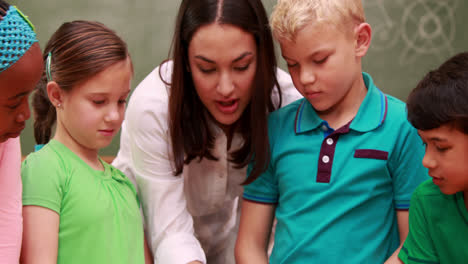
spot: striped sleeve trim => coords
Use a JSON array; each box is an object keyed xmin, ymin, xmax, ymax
[{"xmin": 395, "ymin": 201, "xmax": 410, "ymax": 209}]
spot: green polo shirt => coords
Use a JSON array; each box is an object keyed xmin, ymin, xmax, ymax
[
  {"xmin": 244, "ymin": 72, "xmax": 428, "ymax": 263},
  {"xmin": 22, "ymin": 140, "xmax": 145, "ymax": 264},
  {"xmin": 399, "ymin": 180, "xmax": 468, "ymax": 264}
]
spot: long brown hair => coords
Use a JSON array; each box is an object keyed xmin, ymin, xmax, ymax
[
  {"xmin": 166, "ymin": 0, "xmax": 281, "ymax": 184},
  {"xmin": 32, "ymin": 20, "xmax": 131, "ymax": 144}
]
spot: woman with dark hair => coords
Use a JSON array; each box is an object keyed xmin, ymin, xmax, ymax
[{"xmin": 113, "ymin": 0, "xmax": 301, "ymax": 263}]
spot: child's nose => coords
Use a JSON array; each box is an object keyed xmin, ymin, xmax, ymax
[
  {"xmin": 104, "ymin": 106, "xmax": 121, "ymax": 122},
  {"xmin": 422, "ymin": 152, "xmax": 436, "ymax": 169},
  {"xmin": 299, "ymin": 66, "xmax": 316, "ymax": 86}
]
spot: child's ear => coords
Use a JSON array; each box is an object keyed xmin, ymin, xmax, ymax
[
  {"xmin": 46, "ymin": 81, "xmax": 64, "ymax": 109},
  {"xmin": 354, "ymin": 22, "xmax": 372, "ymax": 58}
]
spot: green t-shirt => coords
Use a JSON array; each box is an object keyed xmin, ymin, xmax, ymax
[
  {"xmin": 22, "ymin": 140, "xmax": 145, "ymax": 264},
  {"xmin": 399, "ymin": 180, "xmax": 468, "ymax": 264}
]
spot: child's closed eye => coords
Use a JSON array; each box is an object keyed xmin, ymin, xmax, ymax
[
  {"xmin": 5, "ymin": 102, "xmax": 21, "ymax": 110},
  {"xmin": 314, "ymin": 56, "xmax": 328, "ymax": 64},
  {"xmin": 5, "ymin": 96, "xmax": 26, "ymax": 110},
  {"xmin": 93, "ymin": 100, "xmax": 105, "ymax": 105},
  {"xmin": 435, "ymin": 145, "xmax": 450, "ymax": 152}
]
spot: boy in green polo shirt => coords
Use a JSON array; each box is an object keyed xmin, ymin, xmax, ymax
[
  {"xmin": 235, "ymin": 0, "xmax": 428, "ymax": 263},
  {"xmin": 398, "ymin": 52, "xmax": 468, "ymax": 263}
]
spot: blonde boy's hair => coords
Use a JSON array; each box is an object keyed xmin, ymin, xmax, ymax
[{"xmin": 271, "ymin": 0, "xmax": 365, "ymax": 42}]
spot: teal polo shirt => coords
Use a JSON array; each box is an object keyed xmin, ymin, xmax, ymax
[{"xmin": 244, "ymin": 73, "xmax": 428, "ymax": 264}]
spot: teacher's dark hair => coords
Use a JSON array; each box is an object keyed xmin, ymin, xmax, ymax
[{"xmin": 163, "ymin": 0, "xmax": 281, "ymax": 184}]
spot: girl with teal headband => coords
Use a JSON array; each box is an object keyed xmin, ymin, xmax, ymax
[
  {"xmin": 0, "ymin": 0, "xmax": 42, "ymax": 263},
  {"xmin": 21, "ymin": 20, "xmax": 152, "ymax": 264}
]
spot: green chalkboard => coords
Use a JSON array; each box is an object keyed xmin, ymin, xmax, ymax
[
  {"xmin": 363, "ymin": 0, "xmax": 468, "ymax": 102},
  {"xmin": 10, "ymin": 0, "xmax": 468, "ymax": 156}
]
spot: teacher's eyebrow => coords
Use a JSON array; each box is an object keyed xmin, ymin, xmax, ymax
[
  {"xmin": 232, "ymin": 52, "xmax": 253, "ymax": 63},
  {"xmin": 195, "ymin": 51, "xmax": 254, "ymax": 64},
  {"xmin": 195, "ymin": 55, "xmax": 215, "ymax": 64}
]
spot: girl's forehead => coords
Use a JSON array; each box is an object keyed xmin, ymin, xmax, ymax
[
  {"xmin": 69, "ymin": 59, "xmax": 133, "ymax": 96},
  {"xmin": 0, "ymin": 43, "xmax": 43, "ymax": 101}
]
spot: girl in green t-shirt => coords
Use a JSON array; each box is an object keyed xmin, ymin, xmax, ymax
[{"xmin": 21, "ymin": 21, "xmax": 152, "ymax": 264}]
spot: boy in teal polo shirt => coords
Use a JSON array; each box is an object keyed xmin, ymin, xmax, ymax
[
  {"xmin": 398, "ymin": 53, "xmax": 468, "ymax": 263},
  {"xmin": 235, "ymin": 0, "xmax": 428, "ymax": 263}
]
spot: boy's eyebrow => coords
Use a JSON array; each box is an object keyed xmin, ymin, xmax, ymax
[
  {"xmin": 418, "ymin": 132, "xmax": 448, "ymax": 142},
  {"xmin": 428, "ymin": 137, "xmax": 448, "ymax": 142},
  {"xmin": 282, "ymin": 49, "xmax": 330, "ymax": 62},
  {"xmin": 195, "ymin": 52, "xmax": 253, "ymax": 64}
]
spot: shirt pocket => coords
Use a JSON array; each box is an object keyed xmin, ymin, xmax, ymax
[{"xmin": 354, "ymin": 149, "xmax": 389, "ymax": 160}]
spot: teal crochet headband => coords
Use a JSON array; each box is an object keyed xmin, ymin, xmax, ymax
[{"xmin": 0, "ymin": 5, "xmax": 38, "ymax": 73}]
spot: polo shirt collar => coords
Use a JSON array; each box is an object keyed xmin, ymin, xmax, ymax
[
  {"xmin": 294, "ymin": 72, "xmax": 388, "ymax": 134},
  {"xmin": 350, "ymin": 72, "xmax": 388, "ymax": 132}
]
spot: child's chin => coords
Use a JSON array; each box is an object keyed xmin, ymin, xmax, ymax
[
  {"xmin": 100, "ymin": 141, "xmax": 114, "ymax": 149},
  {"xmin": 438, "ymin": 186, "xmax": 456, "ymax": 195},
  {"xmin": 94, "ymin": 139, "xmax": 114, "ymax": 150}
]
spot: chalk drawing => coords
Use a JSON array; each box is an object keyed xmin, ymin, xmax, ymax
[
  {"xmin": 364, "ymin": 0, "xmax": 400, "ymax": 50},
  {"xmin": 363, "ymin": 0, "xmax": 458, "ymax": 65},
  {"xmin": 400, "ymin": 0, "xmax": 458, "ymax": 65}
]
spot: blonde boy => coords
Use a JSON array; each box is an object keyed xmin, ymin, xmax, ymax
[{"xmin": 235, "ymin": 0, "xmax": 428, "ymax": 263}]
